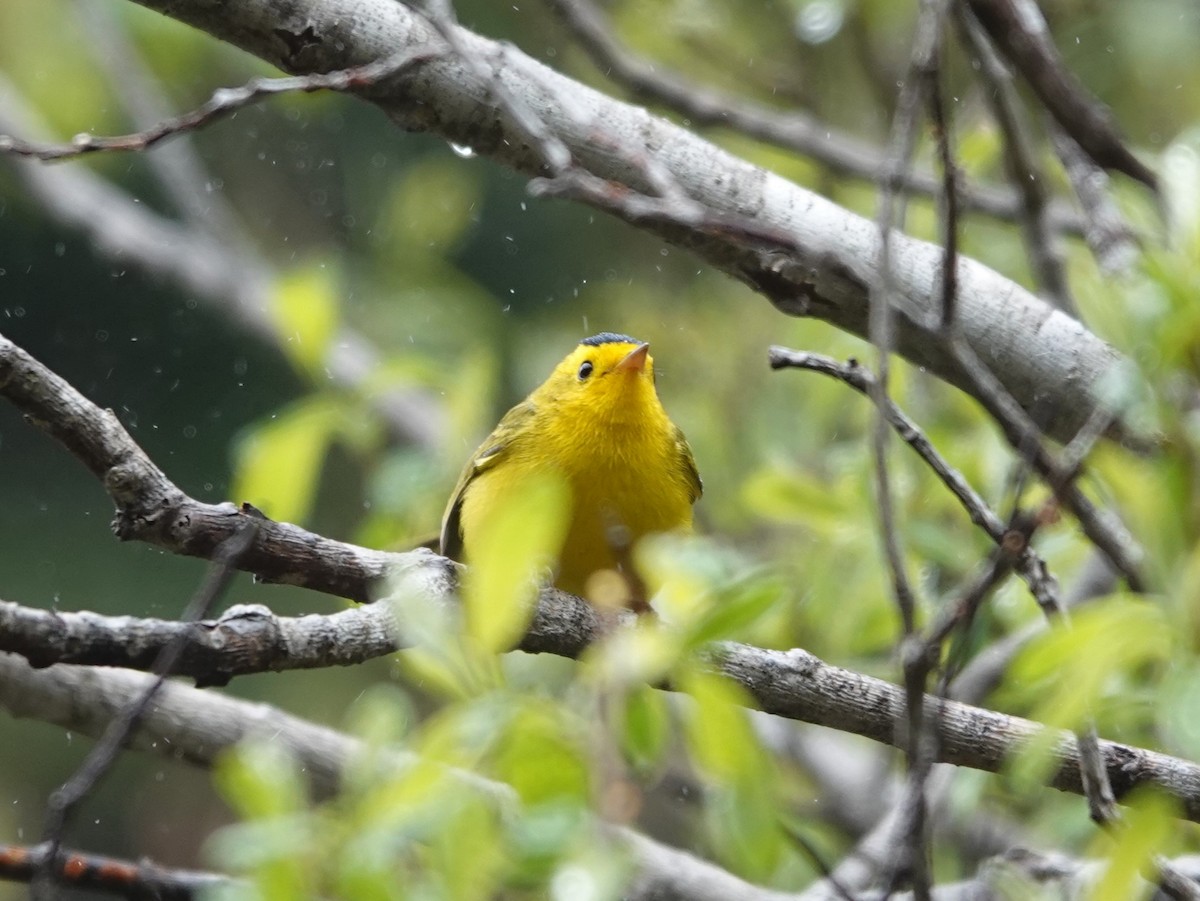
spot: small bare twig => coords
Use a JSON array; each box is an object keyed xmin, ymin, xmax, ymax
[
  {"xmin": 947, "ymin": 336, "xmax": 1146, "ymax": 590},
  {"xmin": 955, "ymin": 7, "xmax": 1074, "ymax": 310},
  {"xmin": 421, "ymin": 0, "xmax": 817, "ymax": 284},
  {"xmin": 1049, "ymin": 123, "xmax": 1141, "ymax": 275},
  {"xmin": 768, "ymin": 348, "xmax": 1060, "ymax": 610},
  {"xmin": 924, "ymin": 36, "xmax": 959, "ymax": 331},
  {"xmin": 965, "ymin": 0, "xmax": 1157, "ymax": 190},
  {"xmin": 872, "ymin": 0, "xmax": 942, "ymax": 636},
  {"xmin": 74, "ymin": 0, "xmax": 248, "ymax": 238},
  {"xmin": 424, "ymin": 0, "xmax": 572, "ymax": 175},
  {"xmin": 0, "ymin": 331, "xmax": 420, "ymax": 598},
  {"xmin": 0, "ymin": 48, "xmax": 442, "ymax": 161},
  {"xmin": 1, "ymin": 842, "xmax": 231, "ymax": 900},
  {"xmin": 869, "ymin": 5, "xmax": 954, "ymax": 897},
  {"xmin": 31, "ymin": 522, "xmax": 259, "ymax": 898}
]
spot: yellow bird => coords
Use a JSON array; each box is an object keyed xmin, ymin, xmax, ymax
[{"xmin": 440, "ymin": 333, "xmax": 702, "ymax": 599}]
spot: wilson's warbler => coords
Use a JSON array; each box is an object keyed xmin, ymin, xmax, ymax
[{"xmin": 440, "ymin": 333, "xmax": 702, "ymax": 598}]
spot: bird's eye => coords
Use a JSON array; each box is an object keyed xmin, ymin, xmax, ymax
[{"xmin": 577, "ymin": 360, "xmax": 594, "ymax": 380}]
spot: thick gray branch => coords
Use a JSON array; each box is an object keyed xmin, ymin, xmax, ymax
[
  {"xmin": 117, "ymin": 0, "xmax": 1137, "ymax": 446},
  {"xmin": 4, "ymin": 593, "xmax": 1200, "ymax": 824}
]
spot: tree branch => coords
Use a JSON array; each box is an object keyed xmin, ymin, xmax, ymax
[
  {"xmin": 955, "ymin": 6, "xmax": 1074, "ymax": 307},
  {"xmin": 965, "ymin": 0, "xmax": 1157, "ymax": 190},
  {"xmin": 1049, "ymin": 122, "xmax": 1141, "ymax": 275},
  {"xmin": 0, "ymin": 842, "xmax": 231, "ymax": 900},
  {"xmin": 4, "ymin": 592, "xmax": 1200, "ymax": 823},
  {"xmin": 0, "ymin": 599, "xmax": 403, "ymax": 685},
  {"xmin": 48, "ymin": 0, "xmax": 1145, "ymax": 446}
]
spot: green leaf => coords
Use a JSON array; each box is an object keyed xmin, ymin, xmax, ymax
[
  {"xmin": 489, "ymin": 705, "xmax": 590, "ymax": 806},
  {"xmin": 586, "ymin": 620, "xmax": 683, "ymax": 688},
  {"xmin": 619, "ymin": 684, "xmax": 670, "ymax": 771},
  {"xmin": 425, "ymin": 794, "xmax": 505, "ymax": 901},
  {"xmin": 1091, "ymin": 790, "xmax": 1179, "ymax": 901},
  {"xmin": 679, "ymin": 670, "xmax": 764, "ymax": 782},
  {"xmin": 462, "ymin": 470, "xmax": 569, "ymax": 653},
  {"xmin": 214, "ymin": 741, "xmax": 305, "ymax": 821},
  {"xmin": 1009, "ymin": 596, "xmax": 1172, "ymax": 732},
  {"xmin": 270, "ymin": 262, "xmax": 340, "ymax": 375},
  {"xmin": 705, "ymin": 777, "xmax": 783, "ymax": 881},
  {"xmin": 232, "ymin": 396, "xmax": 339, "ymax": 524},
  {"xmin": 1159, "ymin": 662, "xmax": 1200, "ymax": 759},
  {"xmin": 509, "ymin": 802, "xmax": 589, "ymax": 880},
  {"xmin": 1003, "ymin": 596, "xmax": 1172, "ymax": 792},
  {"xmin": 675, "ymin": 668, "xmax": 787, "ymax": 878},
  {"xmin": 686, "ymin": 573, "xmax": 786, "ymax": 647}
]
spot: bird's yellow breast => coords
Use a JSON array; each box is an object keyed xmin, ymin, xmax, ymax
[
  {"xmin": 448, "ymin": 337, "xmax": 699, "ymax": 599},
  {"xmin": 459, "ymin": 399, "xmax": 693, "ymax": 595}
]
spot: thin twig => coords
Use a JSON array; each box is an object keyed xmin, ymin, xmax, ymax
[
  {"xmin": 0, "ymin": 77, "xmax": 447, "ymax": 451},
  {"xmin": 925, "ymin": 36, "xmax": 959, "ymax": 331},
  {"xmin": 422, "ymin": 0, "xmax": 805, "ymax": 260},
  {"xmin": 0, "ymin": 330, "xmax": 417, "ymax": 598},
  {"xmin": 948, "ymin": 335, "xmax": 1145, "ymax": 590},
  {"xmin": 1048, "ymin": 123, "xmax": 1141, "ymax": 275},
  {"xmin": 965, "ymin": 0, "xmax": 1157, "ymax": 190},
  {"xmin": 0, "ymin": 48, "xmax": 442, "ymax": 161},
  {"xmin": 955, "ymin": 6, "xmax": 1074, "ymax": 311},
  {"xmin": 31, "ymin": 522, "xmax": 259, "ymax": 897},
  {"xmin": 423, "ymin": 0, "xmax": 570, "ymax": 172},
  {"xmin": 767, "ymin": 348, "xmax": 1060, "ymax": 610},
  {"xmin": 74, "ymin": 0, "xmax": 247, "ymax": 238},
  {"xmin": 1, "ymin": 842, "xmax": 231, "ymax": 900},
  {"xmin": 782, "ymin": 824, "xmax": 859, "ymax": 901},
  {"xmin": 872, "ymin": 0, "xmax": 941, "ymax": 637},
  {"xmin": 869, "ymin": 5, "xmax": 953, "ymax": 898}
]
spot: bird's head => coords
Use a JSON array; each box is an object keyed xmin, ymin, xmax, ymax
[{"xmin": 537, "ymin": 332, "xmax": 661, "ymax": 424}]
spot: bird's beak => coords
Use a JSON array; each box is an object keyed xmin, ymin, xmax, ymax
[{"xmin": 614, "ymin": 343, "xmax": 650, "ymax": 374}]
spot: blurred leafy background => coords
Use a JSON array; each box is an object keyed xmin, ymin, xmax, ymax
[{"xmin": 3, "ymin": 0, "xmax": 1200, "ymax": 896}]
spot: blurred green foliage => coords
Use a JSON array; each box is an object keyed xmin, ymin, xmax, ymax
[{"xmin": 4, "ymin": 0, "xmax": 1200, "ymax": 897}]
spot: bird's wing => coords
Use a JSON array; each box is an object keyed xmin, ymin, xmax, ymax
[
  {"xmin": 674, "ymin": 424, "xmax": 703, "ymax": 503},
  {"xmin": 439, "ymin": 400, "xmax": 537, "ymax": 560}
]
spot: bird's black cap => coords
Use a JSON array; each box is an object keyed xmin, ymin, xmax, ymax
[{"xmin": 580, "ymin": 332, "xmax": 641, "ymax": 347}]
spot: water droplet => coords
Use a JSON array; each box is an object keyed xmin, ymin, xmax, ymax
[
  {"xmin": 795, "ymin": 0, "xmax": 844, "ymax": 44},
  {"xmin": 449, "ymin": 142, "xmax": 476, "ymax": 159}
]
